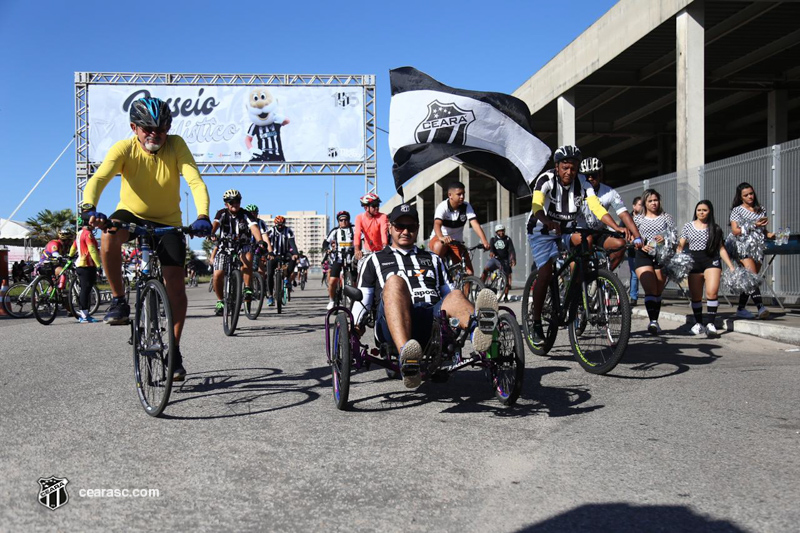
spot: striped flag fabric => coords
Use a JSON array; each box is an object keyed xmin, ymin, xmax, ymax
[{"xmin": 389, "ymin": 67, "xmax": 551, "ymax": 197}]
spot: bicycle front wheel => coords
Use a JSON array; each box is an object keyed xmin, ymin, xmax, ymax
[
  {"xmin": 331, "ymin": 313, "xmax": 351, "ymax": 410},
  {"xmin": 568, "ymin": 269, "xmax": 631, "ymax": 375},
  {"xmin": 487, "ymin": 270, "xmax": 508, "ymax": 297},
  {"xmin": 463, "ymin": 276, "xmax": 484, "ymax": 304},
  {"xmin": 4, "ymin": 282, "xmax": 34, "ymax": 318},
  {"xmin": 521, "ymin": 270, "xmax": 559, "ymax": 356},
  {"xmin": 223, "ymin": 270, "xmax": 243, "ymax": 336},
  {"xmin": 275, "ymin": 269, "xmax": 283, "ymax": 314},
  {"xmin": 133, "ymin": 279, "xmax": 175, "ymax": 417},
  {"xmin": 244, "ymin": 272, "xmax": 264, "ymax": 320},
  {"xmin": 490, "ymin": 312, "xmax": 525, "ymax": 405},
  {"xmin": 32, "ymin": 277, "xmax": 58, "ymax": 325}
]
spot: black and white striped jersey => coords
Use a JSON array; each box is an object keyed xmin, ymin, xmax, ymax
[
  {"xmin": 681, "ymin": 222, "xmax": 710, "ymax": 251},
  {"xmin": 325, "ymin": 226, "xmax": 355, "ymax": 263},
  {"xmin": 214, "ymin": 208, "xmax": 257, "ymax": 238},
  {"xmin": 634, "ymin": 213, "xmax": 676, "ymax": 242},
  {"xmin": 247, "ymin": 123, "xmax": 284, "ymax": 158},
  {"xmin": 529, "ymin": 169, "xmax": 598, "ymax": 234},
  {"xmin": 430, "ymin": 199, "xmax": 477, "ymax": 242},
  {"xmin": 578, "ymin": 182, "xmax": 627, "ymax": 229},
  {"xmin": 352, "ymin": 246, "xmax": 453, "ymax": 323},
  {"xmin": 729, "ymin": 205, "xmax": 766, "ymax": 228},
  {"xmin": 266, "ymin": 226, "xmax": 297, "ymax": 256}
]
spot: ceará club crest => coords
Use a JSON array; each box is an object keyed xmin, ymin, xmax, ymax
[{"xmin": 415, "ymin": 101, "xmax": 475, "ymax": 145}]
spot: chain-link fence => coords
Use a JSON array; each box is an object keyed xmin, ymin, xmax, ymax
[{"xmin": 463, "ymin": 138, "xmax": 800, "ymax": 299}]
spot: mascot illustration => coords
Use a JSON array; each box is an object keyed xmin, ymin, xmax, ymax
[{"xmin": 245, "ymin": 88, "xmax": 290, "ymax": 162}]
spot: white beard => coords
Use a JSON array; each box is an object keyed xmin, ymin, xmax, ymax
[{"xmin": 144, "ymin": 141, "xmax": 163, "ymax": 152}]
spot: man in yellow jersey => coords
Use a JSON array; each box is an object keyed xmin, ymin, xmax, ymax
[
  {"xmin": 527, "ymin": 145, "xmax": 625, "ymax": 346},
  {"xmin": 81, "ymin": 97, "xmax": 212, "ymax": 381}
]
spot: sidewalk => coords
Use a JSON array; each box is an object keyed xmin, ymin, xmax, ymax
[{"xmin": 630, "ymin": 296, "xmax": 800, "ymax": 346}]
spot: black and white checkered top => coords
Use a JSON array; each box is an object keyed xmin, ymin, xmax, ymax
[
  {"xmin": 681, "ymin": 222, "xmax": 710, "ymax": 251},
  {"xmin": 634, "ymin": 213, "xmax": 675, "ymax": 242},
  {"xmin": 729, "ymin": 205, "xmax": 766, "ymax": 228}
]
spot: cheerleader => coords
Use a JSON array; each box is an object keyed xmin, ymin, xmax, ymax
[
  {"xmin": 730, "ymin": 182, "xmax": 774, "ymax": 319},
  {"xmin": 634, "ymin": 189, "xmax": 675, "ymax": 335},
  {"xmin": 676, "ymin": 201, "xmax": 735, "ymax": 338}
]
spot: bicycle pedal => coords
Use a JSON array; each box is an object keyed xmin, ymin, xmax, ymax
[{"xmin": 476, "ymin": 310, "xmax": 498, "ymax": 334}]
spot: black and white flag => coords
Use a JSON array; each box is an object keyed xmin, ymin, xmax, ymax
[{"xmin": 389, "ymin": 67, "xmax": 551, "ymax": 198}]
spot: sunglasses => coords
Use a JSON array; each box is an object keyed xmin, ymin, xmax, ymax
[
  {"xmin": 226, "ymin": 200, "xmax": 241, "ymax": 206},
  {"xmin": 366, "ymin": 203, "xmax": 380, "ymax": 208},
  {"xmin": 392, "ymin": 222, "xmax": 419, "ymax": 232}
]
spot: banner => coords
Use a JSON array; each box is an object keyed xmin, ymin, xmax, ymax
[
  {"xmin": 87, "ymin": 85, "xmax": 365, "ymax": 164},
  {"xmin": 389, "ymin": 67, "xmax": 551, "ymax": 198}
]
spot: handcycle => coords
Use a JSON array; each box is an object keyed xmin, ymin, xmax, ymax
[
  {"xmin": 442, "ymin": 242, "xmax": 485, "ymax": 303},
  {"xmin": 104, "ymin": 221, "xmax": 197, "ymax": 417},
  {"xmin": 324, "ymin": 286, "xmax": 525, "ymax": 410},
  {"xmin": 521, "ymin": 228, "xmax": 631, "ymax": 375},
  {"xmin": 28, "ymin": 255, "xmax": 100, "ymax": 324}
]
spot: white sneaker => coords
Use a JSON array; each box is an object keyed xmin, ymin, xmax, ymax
[
  {"xmin": 690, "ymin": 323, "xmax": 705, "ymax": 336},
  {"xmin": 757, "ymin": 306, "xmax": 770, "ymax": 320},
  {"xmin": 735, "ymin": 308, "xmax": 755, "ymax": 319},
  {"xmin": 705, "ymin": 323, "xmax": 719, "ymax": 338},
  {"xmin": 647, "ymin": 321, "xmax": 662, "ymax": 335},
  {"xmin": 326, "ymin": 300, "xmax": 335, "ymax": 311}
]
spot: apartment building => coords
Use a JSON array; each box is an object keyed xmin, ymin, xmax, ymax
[{"xmin": 259, "ymin": 211, "xmax": 329, "ymax": 264}]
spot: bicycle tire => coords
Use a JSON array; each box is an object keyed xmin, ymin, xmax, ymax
[
  {"xmin": 275, "ymin": 268, "xmax": 283, "ymax": 314},
  {"xmin": 64, "ymin": 272, "xmax": 78, "ymax": 318},
  {"xmin": 300, "ymin": 277, "xmax": 306, "ymax": 290},
  {"xmin": 244, "ymin": 272, "xmax": 265, "ymax": 320},
  {"xmin": 66, "ymin": 273, "xmax": 98, "ymax": 317},
  {"xmin": 521, "ymin": 270, "xmax": 559, "ymax": 356},
  {"xmin": 463, "ymin": 276, "xmax": 484, "ymax": 304},
  {"xmin": 133, "ymin": 279, "xmax": 175, "ymax": 417},
  {"xmin": 568, "ymin": 268, "xmax": 631, "ymax": 375},
  {"xmin": 31, "ymin": 277, "xmax": 58, "ymax": 325},
  {"xmin": 223, "ymin": 269, "xmax": 243, "ymax": 336},
  {"xmin": 487, "ymin": 269, "xmax": 508, "ymax": 297},
  {"xmin": 4, "ymin": 281, "xmax": 34, "ymax": 318},
  {"xmin": 490, "ymin": 312, "xmax": 525, "ymax": 406},
  {"xmin": 331, "ymin": 313, "xmax": 351, "ymax": 410}
]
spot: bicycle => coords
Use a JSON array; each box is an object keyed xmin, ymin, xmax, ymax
[
  {"xmin": 29, "ymin": 256, "xmax": 100, "ymax": 324},
  {"xmin": 521, "ymin": 228, "xmax": 631, "ymax": 375},
  {"xmin": 484, "ymin": 264, "xmax": 509, "ymax": 298},
  {"xmin": 332, "ymin": 255, "xmax": 358, "ymax": 309},
  {"xmin": 299, "ymin": 268, "xmax": 308, "ymax": 290},
  {"xmin": 217, "ymin": 234, "xmax": 250, "ymax": 336},
  {"xmin": 325, "ymin": 286, "xmax": 524, "ymax": 410},
  {"xmin": 443, "ymin": 243, "xmax": 485, "ymax": 303},
  {"xmin": 105, "ymin": 221, "xmax": 196, "ymax": 417},
  {"xmin": 245, "ymin": 245, "xmax": 268, "ymax": 320}
]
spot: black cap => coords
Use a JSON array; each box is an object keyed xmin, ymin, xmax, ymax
[{"xmin": 389, "ymin": 203, "xmax": 419, "ymax": 223}]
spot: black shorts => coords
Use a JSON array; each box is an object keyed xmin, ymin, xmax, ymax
[
  {"xmin": 689, "ymin": 251, "xmax": 722, "ymax": 274},
  {"xmin": 375, "ymin": 298, "xmax": 443, "ymax": 349},
  {"xmin": 109, "ymin": 210, "xmax": 186, "ymax": 268},
  {"xmin": 633, "ymin": 249, "xmax": 664, "ymax": 270}
]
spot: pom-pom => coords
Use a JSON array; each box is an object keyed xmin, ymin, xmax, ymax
[
  {"xmin": 727, "ymin": 220, "xmax": 766, "ymax": 263},
  {"xmin": 722, "ymin": 267, "xmax": 762, "ymax": 294},
  {"xmin": 665, "ymin": 252, "xmax": 694, "ymax": 283},
  {"xmin": 654, "ymin": 227, "xmax": 679, "ymax": 265}
]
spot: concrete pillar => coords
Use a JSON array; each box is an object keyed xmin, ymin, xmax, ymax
[
  {"xmin": 433, "ymin": 181, "xmax": 444, "ymax": 205},
  {"xmin": 415, "ymin": 194, "xmax": 425, "ymax": 247},
  {"xmin": 459, "ymin": 166, "xmax": 470, "ymax": 198},
  {"xmin": 496, "ymin": 181, "xmax": 511, "ymax": 220},
  {"xmin": 768, "ymin": 89, "xmax": 788, "ymax": 146},
  {"xmin": 676, "ymin": 1, "xmax": 704, "ymax": 226},
  {"xmin": 557, "ymin": 90, "xmax": 576, "ymax": 147}
]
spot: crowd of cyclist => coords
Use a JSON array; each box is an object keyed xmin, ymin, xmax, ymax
[{"xmin": 26, "ymin": 96, "xmax": 777, "ymax": 385}]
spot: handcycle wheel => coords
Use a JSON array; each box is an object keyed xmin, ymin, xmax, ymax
[
  {"xmin": 275, "ymin": 268, "xmax": 283, "ymax": 314},
  {"xmin": 521, "ymin": 270, "xmax": 559, "ymax": 355},
  {"xmin": 568, "ymin": 268, "xmax": 631, "ymax": 375},
  {"xmin": 4, "ymin": 282, "xmax": 34, "ymax": 318},
  {"xmin": 31, "ymin": 277, "xmax": 58, "ymax": 325},
  {"xmin": 490, "ymin": 312, "xmax": 525, "ymax": 405},
  {"xmin": 133, "ymin": 279, "xmax": 175, "ymax": 417},
  {"xmin": 331, "ymin": 313, "xmax": 351, "ymax": 410},
  {"xmin": 463, "ymin": 276, "xmax": 484, "ymax": 304},
  {"xmin": 223, "ymin": 269, "xmax": 243, "ymax": 336},
  {"xmin": 244, "ymin": 272, "xmax": 265, "ymax": 320}
]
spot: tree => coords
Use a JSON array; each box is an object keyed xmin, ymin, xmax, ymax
[{"xmin": 25, "ymin": 208, "xmax": 76, "ymax": 242}]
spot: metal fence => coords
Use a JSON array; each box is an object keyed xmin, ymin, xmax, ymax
[{"xmin": 468, "ymin": 138, "xmax": 800, "ymax": 299}]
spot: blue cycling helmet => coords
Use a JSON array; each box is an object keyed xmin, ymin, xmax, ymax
[{"xmin": 130, "ymin": 97, "xmax": 172, "ymax": 131}]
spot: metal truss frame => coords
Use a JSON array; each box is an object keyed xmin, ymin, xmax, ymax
[{"xmin": 74, "ymin": 72, "xmax": 377, "ymax": 206}]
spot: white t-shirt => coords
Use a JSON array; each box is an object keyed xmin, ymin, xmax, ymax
[
  {"xmin": 430, "ymin": 199, "xmax": 477, "ymax": 242},
  {"xmin": 578, "ymin": 182, "xmax": 627, "ymax": 229}
]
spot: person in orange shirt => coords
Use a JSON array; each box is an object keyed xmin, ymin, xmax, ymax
[
  {"xmin": 69, "ymin": 216, "xmax": 102, "ymax": 323},
  {"xmin": 353, "ymin": 193, "xmax": 388, "ymax": 262}
]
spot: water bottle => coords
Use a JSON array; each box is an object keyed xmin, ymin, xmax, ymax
[
  {"xmin": 778, "ymin": 228, "xmax": 784, "ymax": 246},
  {"xmin": 141, "ymin": 243, "xmax": 151, "ymax": 275},
  {"xmin": 57, "ymin": 274, "xmax": 66, "ymax": 290},
  {"xmin": 786, "ymin": 226, "xmax": 792, "ymax": 246}
]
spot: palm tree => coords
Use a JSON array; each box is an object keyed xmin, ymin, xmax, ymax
[{"xmin": 25, "ymin": 208, "xmax": 76, "ymax": 242}]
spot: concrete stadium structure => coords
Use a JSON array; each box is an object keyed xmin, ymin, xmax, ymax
[{"xmin": 385, "ymin": 0, "xmax": 800, "ymax": 235}]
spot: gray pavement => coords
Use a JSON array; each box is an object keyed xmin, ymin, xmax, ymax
[{"xmin": 1, "ymin": 278, "xmax": 799, "ymax": 532}]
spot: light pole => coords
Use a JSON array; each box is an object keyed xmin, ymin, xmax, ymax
[{"xmin": 325, "ymin": 192, "xmax": 329, "ymax": 230}]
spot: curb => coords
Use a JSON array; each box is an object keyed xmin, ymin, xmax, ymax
[{"xmin": 631, "ymin": 307, "xmax": 800, "ymax": 346}]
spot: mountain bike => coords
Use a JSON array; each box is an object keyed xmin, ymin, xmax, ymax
[
  {"xmin": 218, "ymin": 235, "xmax": 249, "ymax": 336},
  {"xmin": 30, "ymin": 255, "xmax": 99, "ymax": 324},
  {"xmin": 521, "ymin": 228, "xmax": 631, "ymax": 375},
  {"xmin": 443, "ymin": 243, "xmax": 485, "ymax": 303},
  {"xmin": 332, "ymin": 255, "xmax": 358, "ymax": 309},
  {"xmin": 245, "ymin": 245, "xmax": 267, "ymax": 320}
]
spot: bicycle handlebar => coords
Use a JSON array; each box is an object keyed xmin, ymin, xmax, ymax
[{"xmin": 102, "ymin": 220, "xmax": 196, "ymax": 237}]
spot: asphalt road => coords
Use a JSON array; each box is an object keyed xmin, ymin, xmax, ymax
[{"xmin": 1, "ymin": 278, "xmax": 798, "ymax": 532}]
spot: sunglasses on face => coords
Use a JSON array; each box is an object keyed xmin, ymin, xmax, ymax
[
  {"xmin": 139, "ymin": 126, "xmax": 167, "ymax": 135},
  {"xmin": 392, "ymin": 222, "xmax": 419, "ymax": 232},
  {"xmin": 226, "ymin": 200, "xmax": 241, "ymax": 206},
  {"xmin": 366, "ymin": 203, "xmax": 380, "ymax": 208}
]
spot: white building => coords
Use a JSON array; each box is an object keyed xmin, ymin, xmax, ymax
[{"xmin": 260, "ymin": 211, "xmax": 328, "ymax": 264}]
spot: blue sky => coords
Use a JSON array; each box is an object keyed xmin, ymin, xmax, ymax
[{"xmin": 0, "ymin": 0, "xmax": 616, "ymax": 248}]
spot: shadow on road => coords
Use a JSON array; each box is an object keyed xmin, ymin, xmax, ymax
[
  {"xmin": 607, "ymin": 331, "xmax": 725, "ymax": 380},
  {"xmin": 517, "ymin": 502, "xmax": 745, "ymax": 532},
  {"xmin": 161, "ymin": 365, "xmax": 330, "ymax": 420}
]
